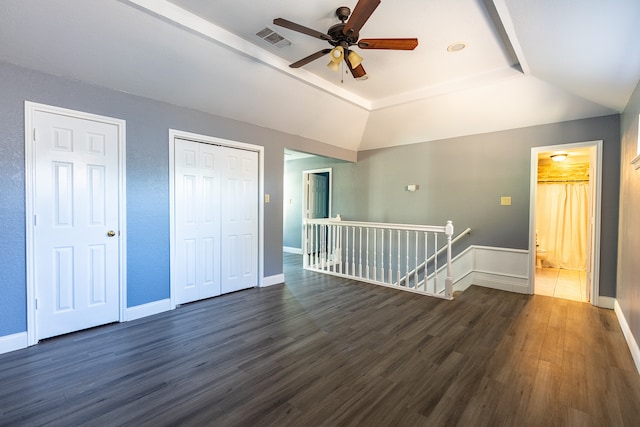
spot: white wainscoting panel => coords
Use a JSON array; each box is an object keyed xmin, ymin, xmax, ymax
[{"xmin": 448, "ymin": 246, "xmax": 530, "ymax": 294}]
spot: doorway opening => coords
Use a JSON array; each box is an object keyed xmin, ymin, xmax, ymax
[
  {"xmin": 302, "ymin": 168, "xmax": 332, "ymax": 254},
  {"xmin": 529, "ymin": 141, "xmax": 602, "ymax": 305}
]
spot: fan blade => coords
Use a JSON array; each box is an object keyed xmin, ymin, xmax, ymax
[
  {"xmin": 273, "ymin": 18, "xmax": 332, "ymax": 41},
  {"xmin": 345, "ymin": 57, "xmax": 367, "ymax": 79},
  {"xmin": 358, "ymin": 38, "xmax": 419, "ymax": 50},
  {"xmin": 289, "ymin": 49, "xmax": 332, "ymax": 68},
  {"xmin": 343, "ymin": 0, "xmax": 381, "ymax": 36}
]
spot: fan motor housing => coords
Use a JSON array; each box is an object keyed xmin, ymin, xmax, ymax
[{"xmin": 328, "ymin": 23, "xmax": 359, "ymax": 46}]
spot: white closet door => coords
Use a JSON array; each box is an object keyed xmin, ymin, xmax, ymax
[
  {"xmin": 33, "ymin": 111, "xmax": 120, "ymax": 340},
  {"xmin": 220, "ymin": 147, "xmax": 258, "ymax": 294},
  {"xmin": 174, "ymin": 139, "xmax": 221, "ymax": 304}
]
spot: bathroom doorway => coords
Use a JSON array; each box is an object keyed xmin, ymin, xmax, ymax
[{"xmin": 529, "ymin": 141, "xmax": 602, "ymax": 305}]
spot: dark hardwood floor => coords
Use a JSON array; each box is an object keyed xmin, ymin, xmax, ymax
[{"xmin": 1, "ymin": 253, "xmax": 640, "ymax": 426}]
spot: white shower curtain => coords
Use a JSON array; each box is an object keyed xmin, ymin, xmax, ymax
[{"xmin": 536, "ymin": 182, "xmax": 589, "ymax": 269}]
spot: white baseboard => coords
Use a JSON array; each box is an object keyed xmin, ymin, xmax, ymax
[
  {"xmin": 614, "ymin": 300, "xmax": 640, "ymax": 376},
  {"xmin": 0, "ymin": 332, "xmax": 28, "ymax": 355},
  {"xmin": 126, "ymin": 298, "xmax": 171, "ymax": 322},
  {"xmin": 472, "ymin": 271, "xmax": 530, "ymax": 294},
  {"xmin": 262, "ymin": 274, "xmax": 285, "ymax": 287},
  {"xmin": 283, "ymin": 246, "xmax": 303, "ymax": 254},
  {"xmin": 597, "ymin": 296, "xmax": 615, "ymax": 309}
]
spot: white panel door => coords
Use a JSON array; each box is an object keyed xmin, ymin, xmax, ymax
[
  {"xmin": 33, "ymin": 111, "xmax": 120, "ymax": 340},
  {"xmin": 221, "ymin": 147, "xmax": 258, "ymax": 294},
  {"xmin": 174, "ymin": 139, "xmax": 221, "ymax": 304},
  {"xmin": 310, "ymin": 173, "xmax": 329, "ymax": 219}
]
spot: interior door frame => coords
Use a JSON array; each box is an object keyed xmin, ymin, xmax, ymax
[
  {"xmin": 24, "ymin": 101, "xmax": 127, "ymax": 345},
  {"xmin": 528, "ymin": 140, "xmax": 602, "ymax": 306},
  {"xmin": 302, "ymin": 168, "xmax": 332, "ymax": 250},
  {"xmin": 168, "ymin": 129, "xmax": 264, "ymax": 309},
  {"xmin": 302, "ymin": 168, "xmax": 333, "ymax": 220}
]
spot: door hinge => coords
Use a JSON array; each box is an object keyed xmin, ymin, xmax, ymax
[
  {"xmin": 35, "ymin": 299, "xmax": 38, "ymax": 310},
  {"xmin": 33, "ymin": 214, "xmax": 37, "ymax": 226},
  {"xmin": 33, "ymin": 127, "xmax": 37, "ymax": 142}
]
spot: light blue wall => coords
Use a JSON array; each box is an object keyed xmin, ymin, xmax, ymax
[{"xmin": 0, "ymin": 61, "xmax": 354, "ymax": 338}]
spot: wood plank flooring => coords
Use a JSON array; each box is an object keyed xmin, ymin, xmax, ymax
[{"xmin": 1, "ymin": 253, "xmax": 640, "ymax": 426}]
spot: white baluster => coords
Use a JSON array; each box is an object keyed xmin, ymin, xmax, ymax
[
  {"xmin": 358, "ymin": 227, "xmax": 363, "ymax": 277},
  {"xmin": 397, "ymin": 230, "xmax": 401, "ymax": 286},
  {"xmin": 311, "ymin": 223, "xmax": 315, "ymax": 267},
  {"xmin": 321, "ymin": 225, "xmax": 326, "ymax": 270},
  {"xmin": 373, "ymin": 229, "xmax": 377, "ymax": 281},
  {"xmin": 389, "ymin": 229, "xmax": 393, "ymax": 284},
  {"xmin": 434, "ymin": 232, "xmax": 438, "ymax": 294},
  {"xmin": 424, "ymin": 231, "xmax": 428, "ymax": 292},
  {"xmin": 380, "ymin": 229, "xmax": 385, "ymax": 283},
  {"xmin": 338, "ymin": 225, "xmax": 342, "ymax": 274},
  {"xmin": 414, "ymin": 231, "xmax": 418, "ymax": 289},
  {"xmin": 366, "ymin": 228, "xmax": 370, "ymax": 279},
  {"xmin": 352, "ymin": 226, "xmax": 356, "ymax": 276}
]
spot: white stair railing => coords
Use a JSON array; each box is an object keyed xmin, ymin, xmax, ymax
[
  {"xmin": 399, "ymin": 227, "xmax": 471, "ymax": 290},
  {"xmin": 303, "ymin": 217, "xmax": 456, "ymax": 299}
]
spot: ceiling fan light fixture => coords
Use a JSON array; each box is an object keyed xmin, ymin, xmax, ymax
[
  {"xmin": 330, "ymin": 46, "xmax": 344, "ymax": 63},
  {"xmin": 347, "ymin": 50, "xmax": 364, "ymax": 68},
  {"xmin": 327, "ymin": 60, "xmax": 340, "ymax": 72}
]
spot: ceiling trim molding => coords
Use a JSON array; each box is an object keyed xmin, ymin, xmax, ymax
[
  {"xmin": 371, "ymin": 66, "xmax": 524, "ymax": 110},
  {"xmin": 491, "ymin": 0, "xmax": 530, "ymax": 75},
  {"xmin": 124, "ymin": 0, "xmax": 372, "ymax": 110}
]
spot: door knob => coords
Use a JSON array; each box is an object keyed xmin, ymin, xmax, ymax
[{"xmin": 107, "ymin": 230, "xmax": 116, "ymax": 237}]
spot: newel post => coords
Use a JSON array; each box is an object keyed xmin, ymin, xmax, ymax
[{"xmin": 445, "ymin": 220, "xmax": 454, "ymax": 299}]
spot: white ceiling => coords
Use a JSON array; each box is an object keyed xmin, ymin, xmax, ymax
[{"xmin": 1, "ymin": 0, "xmax": 639, "ymax": 152}]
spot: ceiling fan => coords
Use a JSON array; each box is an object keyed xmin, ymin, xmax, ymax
[{"xmin": 273, "ymin": 0, "xmax": 418, "ymax": 80}]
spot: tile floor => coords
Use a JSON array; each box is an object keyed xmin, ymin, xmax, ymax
[{"xmin": 535, "ymin": 267, "xmax": 587, "ymax": 302}]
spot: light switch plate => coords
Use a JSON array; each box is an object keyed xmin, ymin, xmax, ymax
[
  {"xmin": 500, "ymin": 196, "xmax": 511, "ymax": 206},
  {"xmin": 265, "ymin": 194, "xmax": 270, "ymax": 203}
]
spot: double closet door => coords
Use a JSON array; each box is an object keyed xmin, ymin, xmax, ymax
[{"xmin": 174, "ymin": 138, "xmax": 258, "ymax": 305}]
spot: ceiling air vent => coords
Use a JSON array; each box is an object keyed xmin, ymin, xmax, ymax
[{"xmin": 255, "ymin": 27, "xmax": 291, "ymax": 49}]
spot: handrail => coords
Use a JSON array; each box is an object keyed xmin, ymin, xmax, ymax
[
  {"xmin": 400, "ymin": 227, "xmax": 471, "ymax": 286},
  {"xmin": 304, "ymin": 217, "xmax": 447, "ymax": 234}
]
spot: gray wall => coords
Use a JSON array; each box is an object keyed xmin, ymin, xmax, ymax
[
  {"xmin": 283, "ymin": 115, "xmax": 621, "ymax": 298},
  {"xmin": 618, "ymin": 79, "xmax": 640, "ymax": 350},
  {"xmin": 283, "ymin": 156, "xmax": 353, "ymax": 249},
  {"xmin": 0, "ymin": 61, "xmax": 355, "ymax": 337}
]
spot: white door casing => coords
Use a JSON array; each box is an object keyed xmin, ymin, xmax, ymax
[
  {"xmin": 25, "ymin": 102, "xmax": 126, "ymax": 344},
  {"xmin": 302, "ymin": 169, "xmax": 332, "ymax": 255},
  {"xmin": 528, "ymin": 140, "xmax": 602, "ymax": 306}
]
